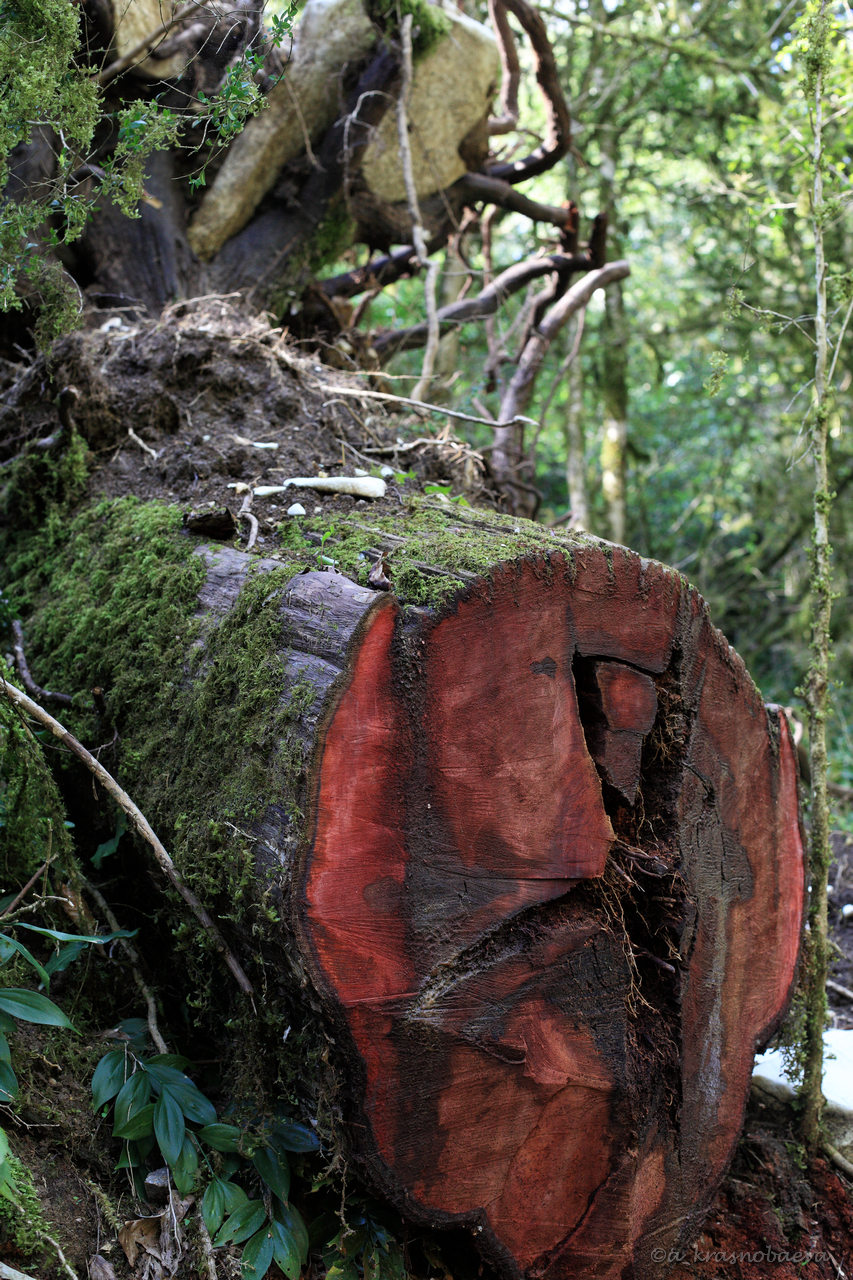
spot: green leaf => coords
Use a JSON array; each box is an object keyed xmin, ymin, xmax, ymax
[
  {"xmin": 202, "ymin": 1178, "xmax": 227, "ymax": 1235},
  {"xmin": 115, "ymin": 1102, "xmax": 155, "ymax": 1141},
  {"xmin": 145, "ymin": 1064, "xmax": 216, "ymax": 1124},
  {"xmin": 213, "ymin": 1200, "xmax": 266, "ymax": 1248},
  {"xmin": 115, "ymin": 1135, "xmax": 154, "ymax": 1169},
  {"xmin": 172, "ymin": 1133, "xmax": 199, "ymax": 1194},
  {"xmin": 271, "ymin": 1201, "xmax": 308, "ymax": 1261},
  {"xmin": 0, "ymin": 1061, "xmax": 18, "ymax": 1104},
  {"xmin": 146, "ymin": 1053, "xmax": 191, "ymax": 1070},
  {"xmin": 252, "ymin": 1146, "xmax": 289, "ymax": 1204},
  {"xmin": 0, "ymin": 1128, "xmax": 17, "ymax": 1204},
  {"xmin": 270, "ymin": 1120, "xmax": 320, "ymax": 1153},
  {"xmin": 325, "ymin": 1263, "xmax": 358, "ymax": 1280},
  {"xmin": 0, "ymin": 934, "xmax": 50, "ymax": 988},
  {"xmin": 154, "ymin": 1087, "xmax": 185, "ymax": 1165},
  {"xmin": 270, "ymin": 1220, "xmax": 302, "ymax": 1279},
  {"xmin": 92, "ymin": 811, "xmax": 127, "ymax": 867},
  {"xmin": 0, "ymin": 1033, "xmax": 9, "ymax": 1063},
  {"xmin": 113, "ymin": 1070, "xmax": 152, "ymax": 1135},
  {"xmin": 242, "ymin": 1225, "xmax": 275, "ymax": 1279},
  {"xmin": 198, "ymin": 1123, "xmax": 242, "ymax": 1152},
  {"xmin": 43, "ymin": 941, "xmax": 88, "ymax": 978},
  {"xmin": 0, "ymin": 988, "xmax": 73, "ymax": 1027},
  {"xmin": 221, "ymin": 1179, "xmax": 248, "ymax": 1213},
  {"xmin": 14, "ymin": 923, "xmax": 136, "ymax": 945},
  {"xmin": 92, "ymin": 1050, "xmax": 127, "ymax": 1111}
]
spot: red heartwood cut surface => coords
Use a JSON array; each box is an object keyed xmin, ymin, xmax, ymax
[{"xmin": 297, "ymin": 546, "xmax": 804, "ymax": 1280}]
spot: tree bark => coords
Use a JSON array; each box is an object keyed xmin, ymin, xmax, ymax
[{"xmin": 166, "ymin": 513, "xmax": 804, "ymax": 1280}]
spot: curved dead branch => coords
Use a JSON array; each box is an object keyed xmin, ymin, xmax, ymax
[
  {"xmin": 372, "ymin": 251, "xmax": 592, "ymax": 361},
  {"xmin": 493, "ymin": 259, "xmax": 631, "ymax": 511},
  {"xmin": 487, "ymin": 0, "xmax": 572, "ymax": 183},
  {"xmin": 488, "ymin": 0, "xmax": 521, "ymax": 135}
]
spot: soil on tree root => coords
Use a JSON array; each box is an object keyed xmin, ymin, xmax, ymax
[{"xmin": 0, "ymin": 298, "xmax": 496, "ymax": 538}]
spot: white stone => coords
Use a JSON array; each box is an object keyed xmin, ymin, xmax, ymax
[{"xmin": 286, "ymin": 502, "xmax": 307, "ymax": 516}]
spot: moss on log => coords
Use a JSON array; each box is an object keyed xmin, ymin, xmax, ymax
[{"xmin": 1, "ymin": 494, "xmax": 804, "ymax": 1280}]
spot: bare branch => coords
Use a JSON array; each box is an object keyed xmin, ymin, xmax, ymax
[
  {"xmin": 373, "ymin": 251, "xmax": 593, "ymax": 360},
  {"xmin": 454, "ymin": 172, "xmax": 576, "ymax": 231},
  {"xmin": 488, "ymin": 0, "xmax": 521, "ymax": 135},
  {"xmin": 487, "ymin": 0, "xmax": 571, "ymax": 183},
  {"xmin": 11, "ymin": 620, "xmax": 73, "ymax": 708},
  {"xmin": 493, "ymin": 260, "xmax": 630, "ymax": 508}
]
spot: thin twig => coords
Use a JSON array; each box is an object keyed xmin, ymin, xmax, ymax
[
  {"xmin": 11, "ymin": 621, "xmax": 73, "ymax": 707},
  {"xmin": 395, "ymin": 13, "xmax": 440, "ymax": 400},
  {"xmin": 311, "ymin": 379, "xmax": 536, "ymax": 428},
  {"xmin": 238, "ymin": 493, "xmax": 259, "ymax": 551},
  {"xmin": 1, "ymin": 678, "xmax": 254, "ymax": 998},
  {"xmin": 127, "ymin": 427, "xmax": 158, "ymax": 459},
  {"xmin": 0, "ymin": 854, "xmax": 53, "ymax": 920},
  {"xmin": 81, "ymin": 878, "xmax": 168, "ymax": 1054},
  {"xmin": 827, "ymin": 977, "xmax": 853, "ymax": 1003}
]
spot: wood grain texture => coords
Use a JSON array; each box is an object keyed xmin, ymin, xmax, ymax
[{"xmin": 296, "ymin": 546, "xmax": 804, "ymax": 1280}]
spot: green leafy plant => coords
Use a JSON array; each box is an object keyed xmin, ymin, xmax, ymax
[
  {"xmin": 320, "ymin": 1206, "xmax": 408, "ymax": 1280},
  {"xmin": 0, "ymin": 919, "xmax": 133, "ymax": 1199},
  {"xmin": 93, "ymin": 1029, "xmax": 317, "ymax": 1279},
  {"xmin": 422, "ymin": 483, "xmax": 469, "ymax": 507}
]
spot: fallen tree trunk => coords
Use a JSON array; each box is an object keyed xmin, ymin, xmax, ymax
[{"xmin": 4, "ymin": 493, "xmax": 804, "ymax": 1279}]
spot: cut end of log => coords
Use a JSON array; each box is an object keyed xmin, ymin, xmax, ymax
[{"xmin": 297, "ymin": 545, "xmax": 804, "ymax": 1280}]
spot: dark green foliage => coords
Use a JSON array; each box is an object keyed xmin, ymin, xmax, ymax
[{"xmin": 93, "ymin": 1034, "xmax": 314, "ymax": 1279}]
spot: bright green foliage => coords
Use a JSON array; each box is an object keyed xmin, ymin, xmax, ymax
[
  {"xmin": 0, "ymin": 1149, "xmax": 54, "ymax": 1266},
  {"xmin": 0, "ymin": 0, "xmax": 100, "ymax": 336},
  {"xmin": 0, "ymin": 0, "xmax": 296, "ymax": 340}
]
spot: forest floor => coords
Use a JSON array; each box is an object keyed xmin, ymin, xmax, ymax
[{"xmin": 1, "ymin": 300, "xmax": 852, "ymax": 1279}]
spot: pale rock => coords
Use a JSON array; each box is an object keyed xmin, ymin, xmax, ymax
[
  {"xmin": 361, "ymin": 8, "xmax": 500, "ymax": 202},
  {"xmin": 188, "ymin": 0, "xmax": 375, "ymax": 259},
  {"xmin": 111, "ymin": 0, "xmax": 187, "ymax": 80},
  {"xmin": 188, "ymin": 0, "xmax": 499, "ymax": 260}
]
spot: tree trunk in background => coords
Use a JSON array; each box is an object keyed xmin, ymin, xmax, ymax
[
  {"xmin": 563, "ymin": 317, "xmax": 589, "ymax": 526},
  {"xmin": 600, "ymin": 275, "xmax": 629, "ymax": 544}
]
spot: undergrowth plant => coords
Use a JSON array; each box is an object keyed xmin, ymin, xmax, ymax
[
  {"xmin": 92, "ymin": 1021, "xmax": 316, "ymax": 1279},
  {"xmin": 0, "ymin": 918, "xmax": 133, "ymax": 1200}
]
